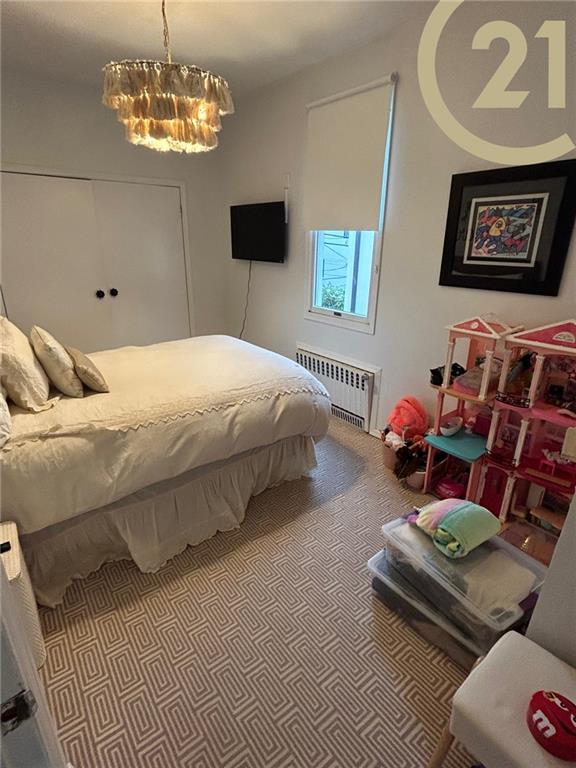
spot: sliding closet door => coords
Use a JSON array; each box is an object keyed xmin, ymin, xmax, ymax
[
  {"xmin": 1, "ymin": 173, "xmax": 114, "ymax": 351},
  {"xmin": 92, "ymin": 180, "xmax": 190, "ymax": 348}
]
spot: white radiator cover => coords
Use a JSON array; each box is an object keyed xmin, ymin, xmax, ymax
[{"xmin": 296, "ymin": 346, "xmax": 375, "ymax": 431}]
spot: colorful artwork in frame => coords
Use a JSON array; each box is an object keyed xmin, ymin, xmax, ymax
[
  {"xmin": 464, "ymin": 194, "xmax": 547, "ymax": 268},
  {"xmin": 440, "ymin": 160, "xmax": 576, "ymax": 295}
]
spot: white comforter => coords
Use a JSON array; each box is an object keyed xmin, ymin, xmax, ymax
[{"xmin": 2, "ymin": 336, "xmax": 330, "ymax": 534}]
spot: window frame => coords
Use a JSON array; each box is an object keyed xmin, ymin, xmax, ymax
[
  {"xmin": 303, "ymin": 73, "xmax": 397, "ymax": 336},
  {"xmin": 305, "ymin": 229, "xmax": 383, "ymax": 335}
]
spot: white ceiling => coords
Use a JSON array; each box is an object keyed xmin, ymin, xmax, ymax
[{"xmin": 1, "ymin": 1, "xmax": 415, "ymax": 95}]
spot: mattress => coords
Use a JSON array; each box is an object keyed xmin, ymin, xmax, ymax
[{"xmin": 2, "ymin": 335, "xmax": 330, "ymax": 534}]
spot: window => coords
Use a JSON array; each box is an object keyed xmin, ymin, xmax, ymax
[
  {"xmin": 312, "ymin": 230, "xmax": 377, "ymax": 320},
  {"xmin": 302, "ymin": 74, "xmax": 396, "ymax": 334}
]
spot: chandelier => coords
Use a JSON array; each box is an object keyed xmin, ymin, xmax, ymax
[{"xmin": 102, "ymin": 0, "xmax": 234, "ymax": 154}]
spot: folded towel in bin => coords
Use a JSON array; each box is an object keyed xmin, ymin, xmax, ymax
[
  {"xmin": 415, "ymin": 498, "xmax": 465, "ymax": 535},
  {"xmin": 414, "ymin": 499, "xmax": 501, "ymax": 558},
  {"xmin": 433, "ymin": 502, "xmax": 501, "ymax": 559}
]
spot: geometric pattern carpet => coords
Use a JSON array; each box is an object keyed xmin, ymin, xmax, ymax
[{"xmin": 40, "ymin": 419, "xmax": 472, "ymax": 768}]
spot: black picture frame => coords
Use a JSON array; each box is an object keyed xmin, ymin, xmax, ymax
[{"xmin": 439, "ymin": 159, "xmax": 576, "ymax": 295}]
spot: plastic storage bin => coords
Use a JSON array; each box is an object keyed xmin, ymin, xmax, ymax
[
  {"xmin": 382, "ymin": 518, "xmax": 547, "ymax": 652},
  {"xmin": 368, "ymin": 551, "xmax": 481, "ymax": 669}
]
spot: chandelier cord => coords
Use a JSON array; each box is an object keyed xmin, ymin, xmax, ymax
[{"xmin": 162, "ymin": 0, "xmax": 172, "ymax": 64}]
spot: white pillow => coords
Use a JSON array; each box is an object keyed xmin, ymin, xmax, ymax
[
  {"xmin": 66, "ymin": 346, "xmax": 109, "ymax": 393},
  {"xmin": 30, "ymin": 326, "xmax": 83, "ymax": 398},
  {"xmin": 0, "ymin": 317, "xmax": 52, "ymax": 411},
  {"xmin": 0, "ymin": 387, "xmax": 11, "ymax": 448}
]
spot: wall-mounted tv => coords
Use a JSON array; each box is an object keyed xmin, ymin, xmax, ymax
[{"xmin": 230, "ymin": 201, "xmax": 287, "ymax": 263}]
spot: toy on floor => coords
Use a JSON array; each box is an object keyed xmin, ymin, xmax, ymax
[
  {"xmin": 434, "ymin": 472, "xmax": 468, "ymax": 500},
  {"xmin": 382, "ymin": 401, "xmax": 430, "ymax": 485},
  {"xmin": 393, "ymin": 439, "xmax": 427, "ymax": 480},
  {"xmin": 386, "ymin": 395, "xmax": 428, "ymax": 440}
]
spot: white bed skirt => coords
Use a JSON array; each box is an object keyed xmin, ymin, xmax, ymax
[{"xmin": 22, "ymin": 435, "xmax": 317, "ymax": 607}]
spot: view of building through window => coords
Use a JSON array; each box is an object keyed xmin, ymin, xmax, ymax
[{"xmin": 312, "ymin": 230, "xmax": 376, "ymax": 318}]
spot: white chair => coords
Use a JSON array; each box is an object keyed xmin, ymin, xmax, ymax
[{"xmin": 427, "ymin": 496, "xmax": 576, "ymax": 768}]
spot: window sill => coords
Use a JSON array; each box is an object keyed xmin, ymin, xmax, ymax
[{"xmin": 304, "ymin": 308, "xmax": 376, "ymax": 335}]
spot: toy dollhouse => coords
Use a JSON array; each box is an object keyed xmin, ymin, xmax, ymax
[
  {"xmin": 480, "ymin": 320, "xmax": 576, "ymax": 528},
  {"xmin": 424, "ymin": 316, "xmax": 522, "ymax": 501}
]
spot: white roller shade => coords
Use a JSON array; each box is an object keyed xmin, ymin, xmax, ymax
[{"xmin": 303, "ymin": 77, "xmax": 395, "ymax": 232}]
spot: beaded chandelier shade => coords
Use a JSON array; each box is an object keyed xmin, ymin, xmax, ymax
[{"xmin": 102, "ymin": 0, "xmax": 234, "ymax": 154}]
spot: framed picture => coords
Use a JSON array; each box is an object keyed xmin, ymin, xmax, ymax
[{"xmin": 439, "ymin": 159, "xmax": 576, "ymax": 295}]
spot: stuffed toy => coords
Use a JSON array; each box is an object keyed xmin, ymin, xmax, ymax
[
  {"xmin": 527, "ymin": 690, "xmax": 576, "ymax": 761},
  {"xmin": 387, "ymin": 396, "xmax": 429, "ymax": 440}
]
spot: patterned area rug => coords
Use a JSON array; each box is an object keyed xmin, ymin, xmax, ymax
[{"xmin": 40, "ymin": 419, "xmax": 472, "ymax": 767}]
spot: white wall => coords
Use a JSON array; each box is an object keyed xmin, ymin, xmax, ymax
[
  {"xmin": 215, "ymin": 1, "xmax": 576, "ymax": 428},
  {"xmin": 527, "ymin": 494, "xmax": 576, "ymax": 667},
  {"xmin": 2, "ymin": 2, "xmax": 575, "ymax": 429},
  {"xmin": 0, "ymin": 71, "xmax": 227, "ymax": 335}
]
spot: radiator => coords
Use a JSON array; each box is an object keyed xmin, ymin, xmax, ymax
[{"xmin": 296, "ymin": 347, "xmax": 374, "ymax": 431}]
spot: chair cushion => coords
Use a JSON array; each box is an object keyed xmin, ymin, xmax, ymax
[{"xmin": 451, "ymin": 631, "xmax": 576, "ymax": 768}]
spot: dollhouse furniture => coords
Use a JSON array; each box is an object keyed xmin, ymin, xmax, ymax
[
  {"xmin": 424, "ymin": 316, "xmax": 522, "ymax": 501},
  {"xmin": 424, "ymin": 431, "xmax": 486, "ymax": 501},
  {"xmin": 481, "ymin": 320, "xmax": 576, "ymax": 522}
]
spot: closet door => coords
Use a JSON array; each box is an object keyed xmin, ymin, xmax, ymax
[
  {"xmin": 92, "ymin": 180, "xmax": 191, "ymax": 348},
  {"xmin": 1, "ymin": 173, "xmax": 113, "ymax": 351}
]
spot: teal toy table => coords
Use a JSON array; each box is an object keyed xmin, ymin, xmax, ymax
[
  {"xmin": 425, "ymin": 432, "xmax": 487, "ymax": 463},
  {"xmin": 424, "ymin": 430, "xmax": 487, "ymax": 501}
]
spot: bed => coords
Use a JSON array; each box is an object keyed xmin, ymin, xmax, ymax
[{"xmin": 2, "ymin": 335, "xmax": 331, "ymax": 605}]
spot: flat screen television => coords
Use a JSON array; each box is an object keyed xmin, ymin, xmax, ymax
[{"xmin": 230, "ymin": 201, "xmax": 287, "ymax": 263}]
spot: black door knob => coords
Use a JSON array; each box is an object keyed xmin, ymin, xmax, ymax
[
  {"xmin": 109, "ymin": 288, "xmax": 119, "ymax": 297},
  {"xmin": 95, "ymin": 289, "xmax": 105, "ymax": 299}
]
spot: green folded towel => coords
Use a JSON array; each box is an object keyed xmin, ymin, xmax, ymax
[{"xmin": 432, "ymin": 501, "xmax": 501, "ymax": 559}]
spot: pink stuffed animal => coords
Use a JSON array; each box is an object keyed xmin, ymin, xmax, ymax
[{"xmin": 387, "ymin": 396, "xmax": 429, "ymax": 440}]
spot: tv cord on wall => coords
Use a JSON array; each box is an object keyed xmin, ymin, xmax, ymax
[{"xmin": 239, "ymin": 260, "xmax": 253, "ymax": 340}]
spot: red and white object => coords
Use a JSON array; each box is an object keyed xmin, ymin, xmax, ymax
[
  {"xmin": 450, "ymin": 632, "xmax": 576, "ymax": 768},
  {"xmin": 527, "ymin": 691, "xmax": 576, "ymax": 762}
]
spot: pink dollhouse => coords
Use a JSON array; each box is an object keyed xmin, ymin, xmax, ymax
[
  {"xmin": 424, "ymin": 315, "xmax": 522, "ymax": 501},
  {"xmin": 480, "ymin": 320, "xmax": 576, "ymax": 527}
]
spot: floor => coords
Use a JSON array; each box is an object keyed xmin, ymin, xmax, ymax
[{"xmin": 40, "ymin": 419, "xmax": 472, "ymax": 768}]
